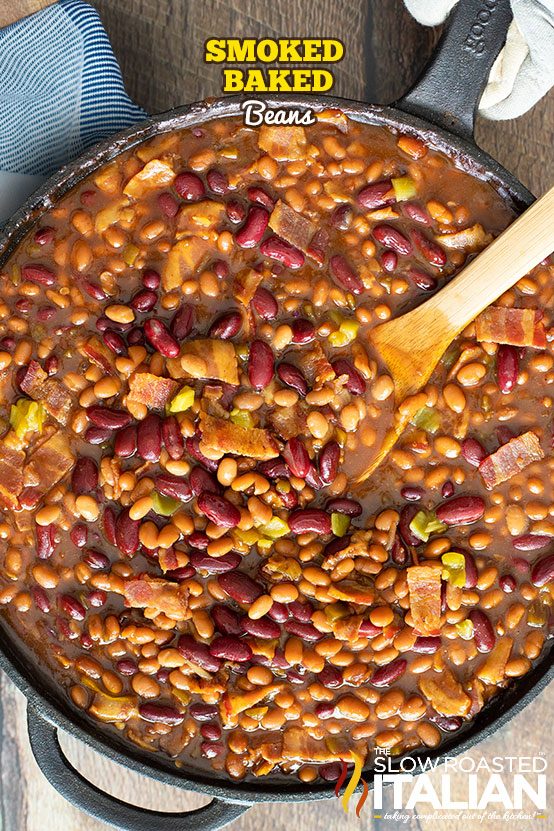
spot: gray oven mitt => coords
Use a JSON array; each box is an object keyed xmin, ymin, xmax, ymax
[{"xmin": 404, "ymin": 0, "xmax": 554, "ymax": 119}]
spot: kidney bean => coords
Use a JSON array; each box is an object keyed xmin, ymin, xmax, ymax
[
  {"xmin": 102, "ymin": 507, "xmax": 117, "ymax": 546},
  {"xmin": 496, "ymin": 426, "xmax": 514, "ymax": 446},
  {"xmin": 22, "ymin": 264, "xmax": 56, "ymax": 286},
  {"xmin": 235, "ymin": 206, "xmax": 269, "ymax": 248},
  {"xmin": 279, "ymin": 488, "xmax": 298, "ymax": 510},
  {"xmin": 210, "ymin": 636, "xmax": 252, "ymax": 662},
  {"xmin": 185, "ymin": 436, "xmax": 219, "ymax": 471},
  {"xmin": 381, "ymin": 250, "xmax": 398, "ymax": 272},
  {"xmin": 305, "ymin": 465, "xmax": 324, "ymax": 491},
  {"xmin": 83, "ymin": 548, "xmax": 111, "ymax": 570},
  {"xmin": 399, "ymin": 504, "xmax": 420, "ymax": 546},
  {"xmin": 391, "ymin": 537, "xmax": 409, "ymax": 566},
  {"xmin": 248, "ymin": 340, "xmax": 274, "ymax": 389},
  {"xmin": 114, "ymin": 425, "xmax": 138, "ymax": 458},
  {"xmin": 212, "ymin": 259, "xmax": 229, "ymax": 280},
  {"xmin": 412, "ymin": 229, "xmax": 447, "ymax": 266},
  {"xmin": 247, "ymin": 186, "xmax": 274, "ymax": 211},
  {"xmin": 267, "ymin": 602, "xmax": 289, "ymax": 623},
  {"xmin": 358, "ymin": 619, "xmax": 382, "ymax": 637},
  {"xmin": 197, "ymin": 493, "xmax": 240, "ymax": 528},
  {"xmin": 260, "ymin": 235, "xmax": 305, "ymax": 269},
  {"xmin": 284, "ymin": 620, "xmax": 322, "ymax": 641},
  {"xmin": 371, "ymin": 658, "xmax": 407, "ymax": 687},
  {"xmin": 226, "ymin": 200, "xmax": 246, "ymax": 224},
  {"xmin": 314, "ymin": 702, "xmax": 335, "ymax": 719},
  {"xmin": 190, "ymin": 702, "xmax": 219, "ymax": 721},
  {"xmin": 258, "ymin": 457, "xmax": 290, "ymax": 479},
  {"xmin": 161, "ymin": 416, "xmax": 184, "ymax": 460},
  {"xmin": 318, "ymin": 441, "xmax": 340, "ymax": 485},
  {"xmin": 462, "ymin": 550, "xmax": 478, "ymax": 588},
  {"xmin": 401, "ymin": 485, "xmax": 424, "ymax": 501},
  {"xmin": 499, "ymin": 574, "xmax": 516, "ymax": 593},
  {"xmin": 277, "ymin": 363, "xmax": 308, "ymax": 396},
  {"xmin": 412, "ymin": 636, "xmax": 441, "ymax": 653},
  {"xmin": 201, "ymin": 723, "xmax": 222, "ymax": 741},
  {"xmin": 211, "ymin": 604, "xmax": 242, "ymax": 635},
  {"xmin": 357, "ymin": 179, "xmax": 394, "ymax": 209},
  {"xmin": 70, "ymin": 524, "xmax": 88, "ymax": 548},
  {"xmin": 330, "ymin": 203, "xmax": 352, "ymax": 230},
  {"xmin": 174, "ymin": 171, "xmax": 205, "ymax": 201},
  {"xmin": 127, "ymin": 327, "xmax": 145, "ymax": 346},
  {"xmin": 325, "ymin": 497, "xmax": 362, "ymax": 517},
  {"xmin": 497, "ymin": 345, "xmax": 519, "ymax": 393},
  {"xmin": 201, "ymin": 742, "xmax": 223, "ymax": 759},
  {"xmin": 0, "ymin": 336, "xmax": 15, "ymax": 352},
  {"xmin": 32, "ymin": 587, "xmax": 51, "ymax": 613},
  {"xmin": 531, "ymin": 552, "xmax": 554, "ymax": 587},
  {"xmin": 87, "ymin": 406, "xmax": 132, "ymax": 431},
  {"xmin": 97, "ymin": 316, "xmax": 132, "ymax": 333},
  {"xmin": 331, "ymin": 358, "xmax": 366, "ymax": 395},
  {"xmin": 36, "ymin": 524, "xmax": 56, "ymax": 559},
  {"xmin": 84, "ymin": 280, "xmax": 108, "ymax": 301},
  {"xmin": 157, "ymin": 192, "xmax": 179, "ymax": 217},
  {"xmin": 402, "ymin": 201, "xmax": 431, "ymax": 224},
  {"xmin": 115, "ymin": 509, "xmax": 140, "ymax": 556},
  {"xmin": 291, "ymin": 318, "xmax": 315, "ymax": 344},
  {"xmin": 166, "ymin": 308, "xmax": 192, "ymax": 346},
  {"xmin": 177, "ymin": 635, "xmax": 221, "ymax": 673},
  {"xmin": 164, "ymin": 565, "xmax": 195, "ymax": 582},
  {"xmin": 288, "ymin": 600, "xmax": 314, "ymax": 623},
  {"xmin": 283, "ymin": 437, "xmax": 311, "ymax": 478},
  {"xmin": 117, "ymin": 659, "xmax": 138, "ymax": 676},
  {"xmin": 251, "ymin": 287, "xmax": 278, "ymax": 320},
  {"xmin": 71, "ymin": 458, "xmax": 98, "ymax": 494},
  {"xmin": 407, "ymin": 267, "xmax": 437, "ymax": 291},
  {"xmin": 207, "ymin": 169, "xmax": 229, "ymax": 195},
  {"xmin": 189, "ymin": 551, "xmax": 240, "ymax": 574},
  {"xmin": 468, "ymin": 610, "xmax": 496, "ymax": 652},
  {"xmin": 433, "ymin": 716, "xmax": 463, "ymax": 732},
  {"xmin": 329, "ymin": 254, "xmax": 363, "ymax": 295},
  {"xmin": 142, "ymin": 268, "xmax": 161, "ymax": 290},
  {"xmin": 319, "ymin": 762, "xmax": 342, "ymax": 781},
  {"xmin": 190, "ymin": 467, "xmax": 219, "ymax": 497},
  {"xmin": 59, "ymin": 595, "xmax": 86, "ymax": 621},
  {"xmin": 436, "ymin": 495, "xmax": 485, "ymax": 525},
  {"xmin": 442, "ymin": 481, "xmax": 455, "ymax": 498},
  {"xmin": 217, "ymin": 572, "xmax": 263, "ymax": 604},
  {"xmin": 137, "ymin": 413, "xmax": 162, "ymax": 462},
  {"xmin": 513, "ymin": 534, "xmax": 552, "ymax": 551},
  {"xmin": 289, "ymin": 509, "xmax": 331, "ymax": 535},
  {"xmin": 209, "ymin": 310, "xmax": 242, "ymax": 339},
  {"xmin": 102, "ymin": 329, "xmax": 127, "ymax": 355},
  {"xmin": 373, "ymin": 224, "xmax": 413, "ymax": 255},
  {"xmin": 155, "ymin": 474, "xmax": 193, "ymax": 502},
  {"xmin": 461, "ymin": 437, "xmax": 487, "ymax": 467},
  {"xmin": 144, "ymin": 318, "xmax": 180, "ymax": 358},
  {"xmin": 84, "ymin": 426, "xmax": 111, "ymax": 445},
  {"xmin": 130, "ymin": 289, "xmax": 157, "ymax": 313},
  {"xmin": 139, "ymin": 703, "xmax": 184, "ymax": 725},
  {"xmin": 34, "ymin": 226, "xmax": 55, "ymax": 245}
]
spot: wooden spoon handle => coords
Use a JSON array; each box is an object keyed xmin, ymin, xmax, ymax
[{"xmin": 403, "ymin": 184, "xmax": 554, "ymax": 342}]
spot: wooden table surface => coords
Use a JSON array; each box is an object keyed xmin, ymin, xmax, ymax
[{"xmin": 0, "ymin": 1, "xmax": 552, "ymax": 830}]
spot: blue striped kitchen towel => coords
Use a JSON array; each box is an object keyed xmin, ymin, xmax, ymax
[{"xmin": 0, "ymin": 0, "xmax": 146, "ymax": 224}]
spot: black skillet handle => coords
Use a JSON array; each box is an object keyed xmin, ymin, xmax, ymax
[
  {"xmin": 396, "ymin": 0, "xmax": 513, "ymax": 140},
  {"xmin": 27, "ymin": 708, "xmax": 251, "ymax": 831}
]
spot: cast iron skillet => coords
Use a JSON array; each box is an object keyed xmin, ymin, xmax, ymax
[{"xmin": 0, "ymin": 1, "xmax": 551, "ymax": 828}]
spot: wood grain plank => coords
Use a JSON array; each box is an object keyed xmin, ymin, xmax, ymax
[{"xmin": 0, "ymin": 0, "xmax": 56, "ymax": 28}]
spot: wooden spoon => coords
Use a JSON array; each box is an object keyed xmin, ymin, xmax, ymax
[{"xmin": 355, "ymin": 184, "xmax": 554, "ymax": 483}]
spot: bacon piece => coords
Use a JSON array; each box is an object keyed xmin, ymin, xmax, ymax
[
  {"xmin": 177, "ymin": 200, "xmax": 225, "ymax": 233},
  {"xmin": 168, "ymin": 339, "xmax": 239, "ymax": 385},
  {"xmin": 479, "ymin": 430, "xmax": 544, "ymax": 490},
  {"xmin": 123, "ymin": 158, "xmax": 175, "ymax": 198},
  {"xmin": 200, "ymin": 413, "xmax": 279, "ymax": 460},
  {"xmin": 122, "ymin": 575, "xmax": 190, "ymax": 621},
  {"xmin": 19, "ymin": 361, "xmax": 73, "ymax": 425},
  {"xmin": 128, "ymin": 372, "xmax": 178, "ymax": 409},
  {"xmin": 89, "ymin": 692, "xmax": 138, "ymax": 723},
  {"xmin": 234, "ymin": 268, "xmax": 264, "ymax": 306},
  {"xmin": 79, "ymin": 336, "xmax": 116, "ymax": 375},
  {"xmin": 220, "ymin": 684, "xmax": 281, "ymax": 726},
  {"xmin": 269, "ymin": 200, "xmax": 318, "ymax": 255},
  {"xmin": 418, "ymin": 668, "xmax": 471, "ymax": 717},
  {"xmin": 258, "ymin": 125, "xmax": 307, "ymax": 161},
  {"xmin": 322, "ymin": 532, "xmax": 371, "ymax": 570},
  {"xmin": 475, "ymin": 306, "xmax": 546, "ymax": 348},
  {"xmin": 476, "ymin": 638, "xmax": 513, "ymax": 685},
  {"xmin": 435, "ymin": 223, "xmax": 492, "ymax": 251},
  {"xmin": 327, "ymin": 581, "xmax": 374, "ymax": 605},
  {"xmin": 296, "ymin": 342, "xmax": 335, "ymax": 388},
  {"xmin": 162, "ymin": 238, "xmax": 209, "ymax": 291},
  {"xmin": 333, "ymin": 614, "xmax": 364, "ymax": 642},
  {"xmin": 267, "ymin": 404, "xmax": 308, "ymax": 441},
  {"xmin": 407, "ymin": 565, "xmax": 442, "ymax": 635},
  {"xmin": 21, "ymin": 432, "xmax": 75, "ymax": 506},
  {"xmin": 0, "ymin": 433, "xmax": 25, "ymax": 509}
]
